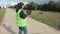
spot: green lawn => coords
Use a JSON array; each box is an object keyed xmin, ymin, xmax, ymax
[
  {"xmin": 28, "ymin": 10, "xmax": 60, "ymax": 30},
  {"xmin": 0, "ymin": 9, "xmax": 6, "ymax": 25}
]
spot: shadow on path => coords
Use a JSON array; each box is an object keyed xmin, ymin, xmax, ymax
[{"xmin": 3, "ymin": 24, "xmax": 16, "ymax": 34}]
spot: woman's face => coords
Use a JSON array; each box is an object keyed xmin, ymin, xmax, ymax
[{"xmin": 22, "ymin": 5, "xmax": 24, "ymax": 9}]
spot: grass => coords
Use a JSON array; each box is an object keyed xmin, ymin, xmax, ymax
[
  {"xmin": 27, "ymin": 10, "xmax": 60, "ymax": 30},
  {"xmin": 0, "ymin": 9, "xmax": 6, "ymax": 25},
  {"xmin": 14, "ymin": 9, "xmax": 60, "ymax": 30}
]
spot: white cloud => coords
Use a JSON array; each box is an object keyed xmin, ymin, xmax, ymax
[
  {"xmin": 24, "ymin": 2, "xmax": 28, "ymax": 5},
  {"xmin": 10, "ymin": 2, "xmax": 28, "ymax": 6},
  {"xmin": 0, "ymin": 1, "xmax": 28, "ymax": 6},
  {"xmin": 0, "ymin": 2, "xmax": 8, "ymax": 6},
  {"xmin": 10, "ymin": 2, "xmax": 18, "ymax": 6}
]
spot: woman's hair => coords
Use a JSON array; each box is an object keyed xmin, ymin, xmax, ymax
[{"xmin": 16, "ymin": 2, "xmax": 24, "ymax": 12}]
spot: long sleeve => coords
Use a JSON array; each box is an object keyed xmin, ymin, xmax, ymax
[{"xmin": 20, "ymin": 10, "xmax": 27, "ymax": 19}]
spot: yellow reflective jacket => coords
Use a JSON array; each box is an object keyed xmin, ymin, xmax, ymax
[{"xmin": 16, "ymin": 9, "xmax": 27, "ymax": 27}]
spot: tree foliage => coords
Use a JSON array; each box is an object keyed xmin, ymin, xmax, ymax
[
  {"xmin": 40, "ymin": 0, "xmax": 60, "ymax": 12},
  {"xmin": 12, "ymin": 1, "xmax": 60, "ymax": 12}
]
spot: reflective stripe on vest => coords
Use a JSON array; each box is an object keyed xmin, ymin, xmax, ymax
[{"xmin": 16, "ymin": 9, "xmax": 27, "ymax": 27}]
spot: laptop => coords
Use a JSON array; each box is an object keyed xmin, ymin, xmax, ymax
[{"xmin": 26, "ymin": 9, "xmax": 32, "ymax": 15}]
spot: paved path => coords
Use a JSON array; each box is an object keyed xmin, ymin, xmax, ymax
[{"xmin": 1, "ymin": 8, "xmax": 60, "ymax": 34}]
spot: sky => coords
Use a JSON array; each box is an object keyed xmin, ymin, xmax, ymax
[{"xmin": 0, "ymin": 0, "xmax": 59, "ymax": 7}]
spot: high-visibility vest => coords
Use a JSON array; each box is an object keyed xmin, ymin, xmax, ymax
[{"xmin": 16, "ymin": 9, "xmax": 27, "ymax": 27}]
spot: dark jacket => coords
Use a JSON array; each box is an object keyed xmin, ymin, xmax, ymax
[{"xmin": 19, "ymin": 10, "xmax": 27, "ymax": 19}]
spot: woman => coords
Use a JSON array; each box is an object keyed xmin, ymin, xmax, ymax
[{"xmin": 16, "ymin": 2, "xmax": 28, "ymax": 34}]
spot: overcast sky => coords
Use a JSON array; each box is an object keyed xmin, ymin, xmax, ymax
[{"xmin": 0, "ymin": 0, "xmax": 59, "ymax": 7}]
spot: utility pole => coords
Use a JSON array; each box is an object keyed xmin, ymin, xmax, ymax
[
  {"xmin": 3, "ymin": 0, "xmax": 6, "ymax": 8},
  {"xmin": 1, "ymin": 0, "xmax": 3, "ymax": 8}
]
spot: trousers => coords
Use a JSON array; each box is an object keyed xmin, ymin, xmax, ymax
[{"xmin": 19, "ymin": 27, "xmax": 27, "ymax": 34}]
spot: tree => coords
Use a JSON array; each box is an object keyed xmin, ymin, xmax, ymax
[
  {"xmin": 26, "ymin": 2, "xmax": 38, "ymax": 10},
  {"xmin": 55, "ymin": 1, "xmax": 60, "ymax": 11},
  {"xmin": 48, "ymin": 0, "xmax": 56, "ymax": 11},
  {"xmin": 40, "ymin": 0, "xmax": 60, "ymax": 12},
  {"xmin": 37, "ymin": 4, "xmax": 41, "ymax": 10}
]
